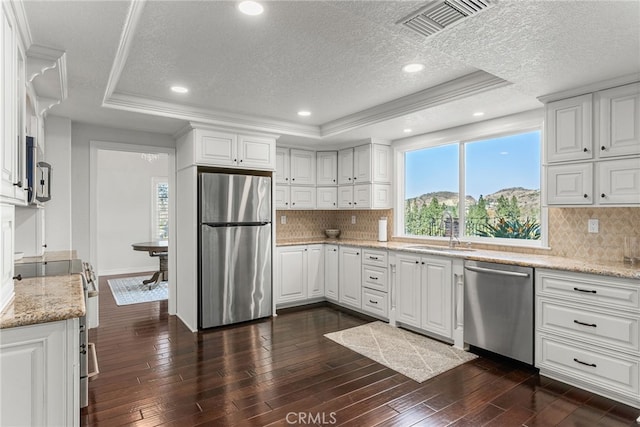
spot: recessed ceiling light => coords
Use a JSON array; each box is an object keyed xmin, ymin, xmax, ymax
[
  {"xmin": 238, "ymin": 1, "xmax": 263, "ymax": 16},
  {"xmin": 171, "ymin": 86, "xmax": 189, "ymax": 94},
  {"xmin": 473, "ymin": 111, "xmax": 485, "ymax": 117},
  {"xmin": 402, "ymin": 63, "xmax": 425, "ymax": 73},
  {"xmin": 297, "ymin": 111, "xmax": 311, "ymax": 117},
  {"xmin": 403, "ymin": 128, "xmax": 412, "ymax": 133}
]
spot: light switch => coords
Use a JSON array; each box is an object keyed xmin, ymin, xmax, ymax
[
  {"xmin": 351, "ymin": 215, "xmax": 356, "ymax": 224},
  {"xmin": 280, "ymin": 215, "xmax": 286, "ymax": 225},
  {"xmin": 588, "ymin": 219, "xmax": 599, "ymax": 233}
]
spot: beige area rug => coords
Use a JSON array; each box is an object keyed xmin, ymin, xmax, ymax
[{"xmin": 324, "ymin": 321, "xmax": 477, "ymax": 383}]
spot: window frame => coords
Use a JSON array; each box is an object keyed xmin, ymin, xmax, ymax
[
  {"xmin": 394, "ymin": 110, "xmax": 548, "ymax": 249},
  {"xmin": 151, "ymin": 176, "xmax": 169, "ymax": 241}
]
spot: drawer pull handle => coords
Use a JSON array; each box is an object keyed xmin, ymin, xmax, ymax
[
  {"xmin": 573, "ymin": 320, "xmax": 597, "ymax": 327},
  {"xmin": 369, "ymin": 276, "xmax": 378, "ymax": 280},
  {"xmin": 573, "ymin": 358, "xmax": 596, "ymax": 368},
  {"xmin": 369, "ymin": 299, "xmax": 378, "ymax": 304},
  {"xmin": 573, "ymin": 287, "xmax": 596, "ymax": 294},
  {"xmin": 369, "ymin": 256, "xmax": 379, "ymax": 260}
]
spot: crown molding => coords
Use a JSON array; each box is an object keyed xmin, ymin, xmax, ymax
[
  {"xmin": 103, "ymin": 92, "xmax": 322, "ymax": 138},
  {"xmin": 102, "ymin": 0, "xmax": 147, "ymax": 103},
  {"xmin": 537, "ymin": 73, "xmax": 640, "ymax": 103},
  {"xmin": 320, "ymin": 71, "xmax": 510, "ymax": 137}
]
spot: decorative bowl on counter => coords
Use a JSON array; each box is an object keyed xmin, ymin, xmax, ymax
[{"xmin": 325, "ymin": 229, "xmax": 340, "ymax": 238}]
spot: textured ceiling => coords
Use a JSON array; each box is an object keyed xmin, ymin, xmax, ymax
[{"xmin": 20, "ymin": 0, "xmax": 640, "ymax": 143}]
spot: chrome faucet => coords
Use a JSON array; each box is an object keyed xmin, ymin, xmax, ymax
[{"xmin": 443, "ymin": 210, "xmax": 460, "ymax": 248}]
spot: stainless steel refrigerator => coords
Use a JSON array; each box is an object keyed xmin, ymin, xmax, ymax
[{"xmin": 198, "ymin": 172, "xmax": 272, "ymax": 328}]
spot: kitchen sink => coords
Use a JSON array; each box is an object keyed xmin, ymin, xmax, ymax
[{"xmin": 404, "ymin": 245, "xmax": 474, "ymax": 252}]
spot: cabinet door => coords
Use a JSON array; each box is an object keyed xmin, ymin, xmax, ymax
[
  {"xmin": 598, "ymin": 83, "xmax": 640, "ymax": 158},
  {"xmin": 597, "ymin": 158, "xmax": 640, "ymax": 204},
  {"xmin": 274, "ymin": 185, "xmax": 290, "ymax": 209},
  {"xmin": 353, "ymin": 184, "xmax": 371, "ymax": 208},
  {"xmin": 290, "ymin": 149, "xmax": 316, "ymax": 185},
  {"xmin": 371, "ymin": 184, "xmax": 392, "ymax": 209},
  {"xmin": 353, "ymin": 144, "xmax": 371, "ymax": 183},
  {"xmin": 307, "ymin": 244, "xmax": 324, "ymax": 298},
  {"xmin": 196, "ymin": 130, "xmax": 237, "ymax": 166},
  {"xmin": 316, "ymin": 187, "xmax": 337, "ymax": 209},
  {"xmin": 316, "ymin": 151, "xmax": 338, "ymax": 185},
  {"xmin": 1, "ymin": 204, "xmax": 15, "ymax": 311},
  {"xmin": 395, "ymin": 253, "xmax": 421, "ymax": 328},
  {"xmin": 546, "ymin": 94, "xmax": 593, "ymax": 163},
  {"xmin": 1, "ymin": 11, "xmax": 17, "ymax": 200},
  {"xmin": 238, "ymin": 135, "xmax": 276, "ymax": 170},
  {"xmin": 290, "ymin": 186, "xmax": 316, "ymax": 209},
  {"xmin": 420, "ymin": 256, "xmax": 452, "ymax": 338},
  {"xmin": 372, "ymin": 144, "xmax": 392, "ymax": 183},
  {"xmin": 546, "ymin": 163, "xmax": 593, "ymax": 205},
  {"xmin": 324, "ymin": 245, "xmax": 339, "ymax": 301},
  {"xmin": 337, "ymin": 185, "xmax": 353, "ymax": 209},
  {"xmin": 0, "ymin": 319, "xmax": 78, "ymax": 427},
  {"xmin": 275, "ymin": 147, "xmax": 290, "ymax": 184},
  {"xmin": 275, "ymin": 246, "xmax": 307, "ymax": 304},
  {"xmin": 339, "ymin": 246, "xmax": 361, "ymax": 309},
  {"xmin": 337, "ymin": 148, "xmax": 354, "ymax": 185}
]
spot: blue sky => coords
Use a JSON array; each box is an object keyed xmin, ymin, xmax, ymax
[{"xmin": 405, "ymin": 131, "xmax": 541, "ymax": 199}]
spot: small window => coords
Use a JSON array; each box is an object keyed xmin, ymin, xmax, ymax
[{"xmin": 152, "ymin": 177, "xmax": 168, "ymax": 240}]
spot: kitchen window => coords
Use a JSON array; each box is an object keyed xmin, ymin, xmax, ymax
[
  {"xmin": 152, "ymin": 177, "xmax": 169, "ymax": 240},
  {"xmin": 399, "ymin": 118, "xmax": 544, "ymax": 248}
]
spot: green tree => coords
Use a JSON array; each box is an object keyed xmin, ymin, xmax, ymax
[
  {"xmin": 508, "ymin": 195, "xmax": 521, "ymax": 220},
  {"xmin": 495, "ymin": 195, "xmax": 510, "ymax": 218},
  {"xmin": 467, "ymin": 195, "xmax": 489, "ymax": 236}
]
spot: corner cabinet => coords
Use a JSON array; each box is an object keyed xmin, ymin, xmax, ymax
[
  {"xmin": 177, "ymin": 127, "xmax": 277, "ymax": 171},
  {"xmin": 274, "ymin": 244, "xmax": 324, "ymax": 307},
  {"xmin": 0, "ymin": 319, "xmax": 79, "ymax": 427},
  {"xmin": 544, "ymin": 81, "xmax": 640, "ymax": 206}
]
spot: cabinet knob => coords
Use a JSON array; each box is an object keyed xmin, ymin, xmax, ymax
[
  {"xmin": 240, "ymin": 159, "xmax": 243, "ymax": 163},
  {"xmin": 583, "ymin": 148, "xmax": 588, "ymax": 152},
  {"xmin": 13, "ymin": 181, "xmax": 22, "ymax": 188},
  {"xmin": 234, "ymin": 158, "xmax": 237, "ymax": 162},
  {"xmin": 353, "ymin": 202, "xmax": 357, "ymax": 205},
  {"xmin": 421, "ymin": 261, "xmax": 425, "ymax": 265},
  {"xmin": 601, "ymin": 146, "xmax": 606, "ymax": 151},
  {"xmin": 348, "ymin": 177, "xmax": 351, "ymax": 181},
  {"xmin": 292, "ymin": 202, "xmax": 295, "ymax": 205},
  {"xmin": 13, "ymin": 274, "xmax": 22, "ymax": 281},
  {"xmin": 333, "ymin": 179, "xmax": 336, "ymax": 182},
  {"xmin": 353, "ymin": 177, "xmax": 357, "ymax": 180},
  {"xmin": 583, "ymin": 194, "xmax": 588, "ymax": 198},
  {"xmin": 348, "ymin": 202, "xmax": 352, "ymax": 205},
  {"xmin": 285, "ymin": 202, "xmax": 288, "ymax": 205},
  {"xmin": 356, "ymin": 252, "xmax": 360, "ymax": 255},
  {"xmin": 285, "ymin": 177, "xmax": 289, "ymax": 181},
  {"xmin": 415, "ymin": 260, "xmax": 419, "ymax": 264},
  {"xmin": 43, "ymin": 244, "xmax": 47, "ymax": 248},
  {"xmin": 333, "ymin": 203, "xmax": 336, "ymax": 206},
  {"xmin": 601, "ymin": 193, "xmax": 606, "ymax": 198}
]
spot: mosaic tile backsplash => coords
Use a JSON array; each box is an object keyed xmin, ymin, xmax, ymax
[{"xmin": 276, "ymin": 207, "xmax": 640, "ymax": 263}]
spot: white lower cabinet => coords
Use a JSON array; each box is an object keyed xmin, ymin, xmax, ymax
[
  {"xmin": 324, "ymin": 245, "xmax": 339, "ymax": 301},
  {"xmin": 0, "ymin": 318, "xmax": 79, "ymax": 427},
  {"xmin": 536, "ymin": 269, "xmax": 640, "ymax": 408},
  {"xmin": 393, "ymin": 252, "xmax": 453, "ymax": 340},
  {"xmin": 1, "ymin": 204, "xmax": 15, "ymax": 312},
  {"xmin": 275, "ymin": 244, "xmax": 324, "ymax": 306},
  {"xmin": 361, "ymin": 249, "xmax": 389, "ymax": 319},
  {"xmin": 339, "ymin": 246, "xmax": 362, "ymax": 309}
]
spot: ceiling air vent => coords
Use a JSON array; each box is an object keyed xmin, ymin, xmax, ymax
[{"xmin": 398, "ymin": 0, "xmax": 493, "ymax": 38}]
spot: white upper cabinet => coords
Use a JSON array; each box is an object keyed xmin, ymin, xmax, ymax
[
  {"xmin": 353, "ymin": 144, "xmax": 372, "ymax": 183},
  {"xmin": 316, "ymin": 187, "xmax": 337, "ymax": 209},
  {"xmin": 316, "ymin": 151, "xmax": 337, "ymax": 185},
  {"xmin": 275, "ymin": 147, "xmax": 290, "ymax": 184},
  {"xmin": 597, "ymin": 158, "xmax": 640, "ymax": 205},
  {"xmin": 546, "ymin": 163, "xmax": 593, "ymax": 205},
  {"xmin": 337, "ymin": 148, "xmax": 354, "ymax": 185},
  {"xmin": 289, "ymin": 149, "xmax": 316, "ymax": 185},
  {"xmin": 274, "ymin": 185, "xmax": 290, "ymax": 209},
  {"xmin": 290, "ymin": 186, "xmax": 315, "ymax": 209},
  {"xmin": 178, "ymin": 128, "xmax": 277, "ymax": 171},
  {"xmin": 597, "ymin": 83, "xmax": 640, "ymax": 158},
  {"xmin": 545, "ymin": 94, "xmax": 593, "ymax": 163}
]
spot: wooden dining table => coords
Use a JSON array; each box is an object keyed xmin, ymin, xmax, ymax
[{"xmin": 131, "ymin": 240, "xmax": 168, "ymax": 288}]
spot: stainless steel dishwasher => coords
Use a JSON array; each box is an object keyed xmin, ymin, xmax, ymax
[{"xmin": 464, "ymin": 260, "xmax": 534, "ymax": 364}]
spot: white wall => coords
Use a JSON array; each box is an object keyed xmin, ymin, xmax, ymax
[
  {"xmin": 96, "ymin": 150, "xmax": 168, "ymax": 275},
  {"xmin": 71, "ymin": 122, "xmax": 175, "ymax": 262},
  {"xmin": 44, "ymin": 116, "xmax": 72, "ymax": 251}
]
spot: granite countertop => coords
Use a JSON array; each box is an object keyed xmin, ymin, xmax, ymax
[
  {"xmin": 15, "ymin": 250, "xmax": 78, "ymax": 264},
  {"xmin": 0, "ymin": 274, "xmax": 85, "ymax": 329},
  {"xmin": 276, "ymin": 238, "xmax": 640, "ymax": 280}
]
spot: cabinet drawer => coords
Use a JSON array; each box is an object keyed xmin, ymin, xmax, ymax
[
  {"xmin": 362, "ymin": 249, "xmax": 387, "ymax": 267},
  {"xmin": 538, "ymin": 335, "xmax": 639, "ymax": 397},
  {"xmin": 362, "ymin": 288, "xmax": 388, "ymax": 319},
  {"xmin": 536, "ymin": 270, "xmax": 640, "ymax": 311},
  {"xmin": 538, "ymin": 299, "xmax": 639, "ymax": 351},
  {"xmin": 362, "ymin": 265, "xmax": 388, "ymax": 292}
]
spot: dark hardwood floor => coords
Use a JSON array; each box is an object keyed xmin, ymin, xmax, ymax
[{"xmin": 83, "ymin": 273, "xmax": 640, "ymax": 426}]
